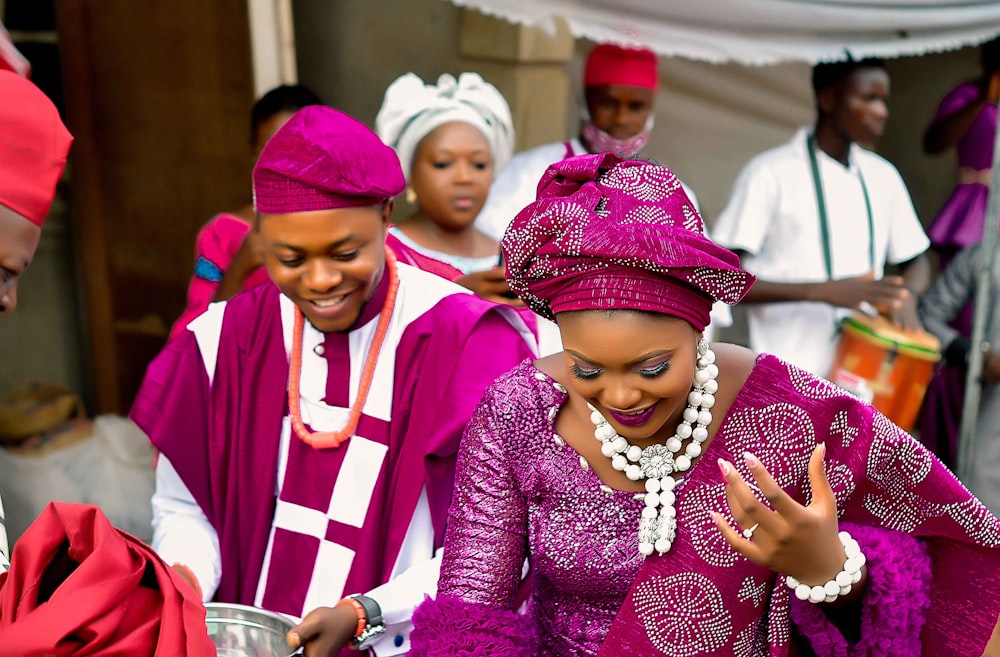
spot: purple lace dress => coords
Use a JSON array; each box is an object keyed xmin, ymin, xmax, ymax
[
  {"xmin": 927, "ymin": 81, "xmax": 998, "ymax": 260},
  {"xmin": 917, "ymin": 81, "xmax": 997, "ymax": 468},
  {"xmin": 411, "ymin": 356, "xmax": 1000, "ymax": 657}
]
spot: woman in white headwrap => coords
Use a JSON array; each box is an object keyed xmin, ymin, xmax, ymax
[{"xmin": 375, "ymin": 72, "xmax": 519, "ymax": 304}]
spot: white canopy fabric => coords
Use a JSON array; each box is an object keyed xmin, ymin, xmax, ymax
[{"xmin": 448, "ymin": 0, "xmax": 1000, "ymax": 65}]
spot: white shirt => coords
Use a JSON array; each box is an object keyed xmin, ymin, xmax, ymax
[
  {"xmin": 713, "ymin": 128, "xmax": 930, "ymax": 376},
  {"xmin": 477, "ymin": 138, "xmax": 704, "ymax": 241}
]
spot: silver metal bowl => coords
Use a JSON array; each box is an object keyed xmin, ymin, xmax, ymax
[{"xmin": 205, "ymin": 602, "xmax": 301, "ymax": 657}]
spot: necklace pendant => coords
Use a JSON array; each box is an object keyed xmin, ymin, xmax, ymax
[
  {"xmin": 637, "ymin": 497, "xmax": 678, "ymax": 557},
  {"xmin": 639, "ymin": 444, "xmax": 675, "ymax": 480}
]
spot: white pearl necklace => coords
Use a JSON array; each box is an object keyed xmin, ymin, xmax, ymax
[{"xmin": 589, "ymin": 341, "xmax": 719, "ymax": 557}]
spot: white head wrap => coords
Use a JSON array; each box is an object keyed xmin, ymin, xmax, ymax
[{"xmin": 375, "ymin": 72, "xmax": 514, "ymax": 181}]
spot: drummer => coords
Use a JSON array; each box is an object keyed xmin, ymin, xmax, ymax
[{"xmin": 713, "ymin": 57, "xmax": 931, "ymax": 377}]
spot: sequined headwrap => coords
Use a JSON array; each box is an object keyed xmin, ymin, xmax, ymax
[{"xmin": 502, "ymin": 153, "xmax": 755, "ymax": 330}]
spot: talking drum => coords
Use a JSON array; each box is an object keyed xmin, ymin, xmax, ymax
[
  {"xmin": 828, "ymin": 313, "xmax": 940, "ymax": 433},
  {"xmin": 205, "ymin": 602, "xmax": 301, "ymax": 657}
]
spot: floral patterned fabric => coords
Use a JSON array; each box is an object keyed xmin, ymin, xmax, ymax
[{"xmin": 420, "ymin": 354, "xmax": 1000, "ymax": 656}]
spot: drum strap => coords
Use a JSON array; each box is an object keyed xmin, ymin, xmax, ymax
[{"xmin": 806, "ymin": 134, "xmax": 875, "ymax": 280}]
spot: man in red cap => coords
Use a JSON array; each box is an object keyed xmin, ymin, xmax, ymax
[
  {"xmin": 0, "ymin": 70, "xmax": 215, "ymax": 657},
  {"xmin": 0, "ymin": 70, "xmax": 73, "ymax": 316},
  {"xmin": 0, "ymin": 69, "xmax": 72, "ymax": 572},
  {"xmin": 476, "ymin": 43, "xmax": 663, "ymax": 242}
]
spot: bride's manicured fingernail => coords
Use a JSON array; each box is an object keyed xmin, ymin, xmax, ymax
[
  {"xmin": 717, "ymin": 458, "xmax": 731, "ymax": 478},
  {"xmin": 743, "ymin": 452, "xmax": 759, "ymax": 469}
]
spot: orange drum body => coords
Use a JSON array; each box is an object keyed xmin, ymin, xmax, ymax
[{"xmin": 828, "ymin": 313, "xmax": 941, "ymax": 433}]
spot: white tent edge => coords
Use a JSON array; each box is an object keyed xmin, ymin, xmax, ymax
[{"xmin": 448, "ymin": 0, "xmax": 1000, "ymax": 66}]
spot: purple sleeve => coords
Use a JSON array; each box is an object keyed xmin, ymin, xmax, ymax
[
  {"xmin": 129, "ymin": 329, "xmax": 217, "ymax": 524},
  {"xmin": 790, "ymin": 522, "xmax": 932, "ymax": 657},
  {"xmin": 410, "ymin": 380, "xmax": 534, "ymax": 654},
  {"xmin": 438, "ymin": 383, "xmax": 528, "ymax": 607},
  {"xmin": 170, "ymin": 215, "xmax": 249, "ymax": 340},
  {"xmin": 415, "ymin": 304, "xmax": 535, "ymax": 542},
  {"xmin": 934, "ymin": 81, "xmax": 982, "ymax": 121},
  {"xmin": 409, "ymin": 595, "xmax": 537, "ymax": 657}
]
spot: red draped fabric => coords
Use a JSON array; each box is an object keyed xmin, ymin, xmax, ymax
[{"xmin": 0, "ymin": 502, "xmax": 215, "ymax": 656}]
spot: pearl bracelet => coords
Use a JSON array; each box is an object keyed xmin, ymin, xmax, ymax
[{"xmin": 786, "ymin": 530, "xmax": 866, "ymax": 604}]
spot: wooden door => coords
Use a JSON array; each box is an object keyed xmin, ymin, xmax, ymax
[{"xmin": 56, "ymin": 0, "xmax": 256, "ymax": 412}]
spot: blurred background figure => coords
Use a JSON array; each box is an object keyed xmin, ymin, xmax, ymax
[
  {"xmin": 919, "ymin": 240, "xmax": 1000, "ymax": 513},
  {"xmin": 923, "ymin": 36, "xmax": 1000, "ymax": 267},
  {"xmin": 376, "ymin": 71, "xmax": 562, "ymax": 354},
  {"xmin": 375, "ymin": 72, "xmax": 514, "ymax": 301},
  {"xmin": 917, "ymin": 37, "xmax": 1000, "ymax": 465},
  {"xmin": 0, "ymin": 68, "xmax": 72, "ymax": 572},
  {"xmin": 475, "ymin": 43, "xmax": 663, "ymax": 242},
  {"xmin": 713, "ymin": 58, "xmax": 931, "ymax": 378},
  {"xmin": 169, "ymin": 83, "xmax": 323, "ymax": 339}
]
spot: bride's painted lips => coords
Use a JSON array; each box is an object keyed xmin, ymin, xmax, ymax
[{"xmin": 608, "ymin": 405, "xmax": 656, "ymax": 427}]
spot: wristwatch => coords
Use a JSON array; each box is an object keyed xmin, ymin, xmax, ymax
[{"xmin": 349, "ymin": 594, "xmax": 386, "ymax": 650}]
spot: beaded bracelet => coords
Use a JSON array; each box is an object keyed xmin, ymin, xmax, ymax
[
  {"xmin": 337, "ymin": 596, "xmax": 367, "ymax": 639},
  {"xmin": 786, "ymin": 530, "xmax": 866, "ymax": 604}
]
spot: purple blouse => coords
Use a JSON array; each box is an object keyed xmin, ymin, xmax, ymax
[
  {"xmin": 927, "ymin": 81, "xmax": 999, "ymax": 252},
  {"xmin": 412, "ymin": 355, "xmax": 1000, "ymax": 657}
]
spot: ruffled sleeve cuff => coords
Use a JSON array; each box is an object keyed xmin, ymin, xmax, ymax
[
  {"xmin": 790, "ymin": 521, "xmax": 933, "ymax": 657},
  {"xmin": 409, "ymin": 595, "xmax": 537, "ymax": 657}
]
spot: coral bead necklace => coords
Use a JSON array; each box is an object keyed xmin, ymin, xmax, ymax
[{"xmin": 288, "ymin": 248, "xmax": 400, "ymax": 449}]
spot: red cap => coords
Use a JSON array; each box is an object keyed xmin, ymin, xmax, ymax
[
  {"xmin": 0, "ymin": 71, "xmax": 73, "ymax": 226},
  {"xmin": 584, "ymin": 44, "xmax": 658, "ymax": 90}
]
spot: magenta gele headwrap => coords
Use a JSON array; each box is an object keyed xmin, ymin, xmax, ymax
[
  {"xmin": 253, "ymin": 105, "xmax": 406, "ymax": 214},
  {"xmin": 502, "ymin": 153, "xmax": 755, "ymax": 330}
]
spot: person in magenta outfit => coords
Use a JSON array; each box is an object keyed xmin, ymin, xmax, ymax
[
  {"xmin": 169, "ymin": 84, "xmax": 322, "ymax": 339},
  {"xmin": 131, "ymin": 105, "xmax": 536, "ymax": 656},
  {"xmin": 408, "ymin": 153, "xmax": 1000, "ymax": 656},
  {"xmin": 923, "ymin": 37, "xmax": 1000, "ymax": 267},
  {"xmin": 917, "ymin": 38, "xmax": 1000, "ymax": 467}
]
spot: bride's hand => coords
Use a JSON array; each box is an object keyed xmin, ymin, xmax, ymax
[{"xmin": 711, "ymin": 443, "xmax": 850, "ymax": 587}]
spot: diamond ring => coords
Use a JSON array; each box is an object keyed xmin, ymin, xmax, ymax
[{"xmin": 741, "ymin": 523, "xmax": 759, "ymax": 540}]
